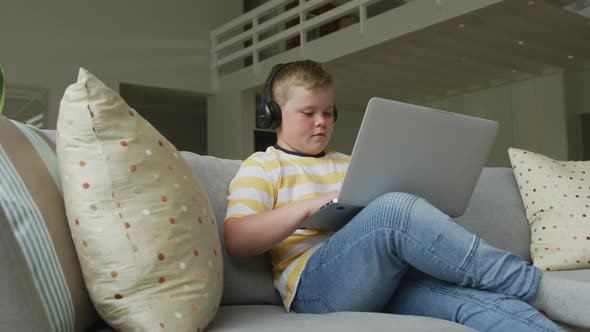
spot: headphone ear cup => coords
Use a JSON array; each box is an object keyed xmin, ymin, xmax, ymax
[
  {"xmin": 267, "ymin": 101, "xmax": 282, "ymax": 129},
  {"xmin": 333, "ymin": 105, "xmax": 338, "ymax": 123},
  {"xmin": 257, "ymin": 104, "xmax": 272, "ymax": 129}
]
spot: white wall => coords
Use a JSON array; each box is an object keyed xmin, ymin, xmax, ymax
[
  {"xmin": 313, "ymin": 72, "xmax": 573, "ymax": 167},
  {"xmin": 329, "ymin": 110, "xmax": 364, "ymax": 154},
  {"xmin": 564, "ymin": 69, "xmax": 590, "ymax": 160},
  {"xmin": 424, "ymin": 73, "xmax": 568, "ymax": 166},
  {"xmin": 583, "ymin": 71, "xmax": 590, "ymax": 114},
  {"xmin": 1, "ymin": 0, "xmax": 242, "ymax": 128},
  {"xmin": 213, "ymin": 71, "xmax": 575, "ymax": 165}
]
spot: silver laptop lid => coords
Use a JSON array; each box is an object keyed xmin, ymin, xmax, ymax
[{"xmin": 338, "ymin": 97, "xmax": 498, "ymax": 218}]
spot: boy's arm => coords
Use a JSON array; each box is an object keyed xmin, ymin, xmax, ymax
[{"xmin": 224, "ymin": 191, "xmax": 338, "ymax": 258}]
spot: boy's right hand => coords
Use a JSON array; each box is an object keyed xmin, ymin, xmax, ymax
[
  {"xmin": 303, "ymin": 190, "xmax": 340, "ymax": 218},
  {"xmin": 224, "ymin": 190, "xmax": 340, "ymax": 257}
]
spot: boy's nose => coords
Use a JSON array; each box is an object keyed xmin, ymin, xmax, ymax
[
  {"xmin": 315, "ymin": 117, "xmax": 325, "ymax": 127},
  {"xmin": 315, "ymin": 114, "xmax": 329, "ymax": 126}
]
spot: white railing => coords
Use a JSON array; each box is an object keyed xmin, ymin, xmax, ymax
[{"xmin": 210, "ymin": 0, "xmax": 401, "ymax": 82}]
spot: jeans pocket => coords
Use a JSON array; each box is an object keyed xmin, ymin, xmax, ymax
[{"xmin": 292, "ymin": 295, "xmax": 335, "ymax": 314}]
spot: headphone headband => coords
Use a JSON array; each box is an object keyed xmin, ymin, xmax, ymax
[{"xmin": 260, "ymin": 63, "xmax": 288, "ymax": 114}]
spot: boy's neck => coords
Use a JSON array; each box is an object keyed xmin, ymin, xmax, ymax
[{"xmin": 273, "ymin": 144, "xmax": 326, "ymax": 158}]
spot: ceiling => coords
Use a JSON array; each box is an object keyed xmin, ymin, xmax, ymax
[{"xmin": 323, "ymin": 0, "xmax": 590, "ymax": 111}]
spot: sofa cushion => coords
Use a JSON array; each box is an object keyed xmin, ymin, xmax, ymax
[
  {"xmin": 456, "ymin": 168, "xmax": 531, "ymax": 261},
  {"xmin": 56, "ymin": 68, "xmax": 222, "ymax": 331},
  {"xmin": 207, "ymin": 305, "xmax": 475, "ymax": 332},
  {"xmin": 0, "ymin": 115, "xmax": 98, "ymax": 331},
  {"xmin": 181, "ymin": 152, "xmax": 282, "ymax": 306},
  {"xmin": 508, "ymin": 147, "xmax": 590, "ymax": 271}
]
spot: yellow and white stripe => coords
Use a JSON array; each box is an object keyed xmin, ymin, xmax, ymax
[{"xmin": 225, "ymin": 146, "xmax": 349, "ymax": 310}]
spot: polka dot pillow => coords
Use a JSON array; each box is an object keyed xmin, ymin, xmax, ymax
[
  {"xmin": 509, "ymin": 147, "xmax": 590, "ymax": 271},
  {"xmin": 56, "ymin": 68, "xmax": 223, "ymax": 331}
]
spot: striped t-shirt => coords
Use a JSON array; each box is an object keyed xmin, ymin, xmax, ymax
[{"xmin": 225, "ymin": 145, "xmax": 350, "ymax": 311}]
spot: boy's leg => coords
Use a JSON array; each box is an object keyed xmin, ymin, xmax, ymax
[
  {"xmin": 292, "ymin": 202, "xmax": 411, "ymax": 312},
  {"xmin": 292, "ymin": 192, "xmax": 540, "ymax": 313},
  {"xmin": 387, "ymin": 269, "xmax": 564, "ymax": 332},
  {"xmin": 360, "ymin": 192, "xmax": 541, "ymax": 299}
]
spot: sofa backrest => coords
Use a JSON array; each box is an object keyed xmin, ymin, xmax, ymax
[
  {"xmin": 456, "ymin": 168, "xmax": 530, "ymax": 261},
  {"xmin": 38, "ymin": 129, "xmax": 532, "ymax": 306},
  {"xmin": 181, "ymin": 152, "xmax": 283, "ymax": 306},
  {"xmin": 1, "ymin": 123, "xmax": 98, "ymax": 332},
  {"xmin": 182, "ymin": 152, "xmax": 532, "ymax": 306}
]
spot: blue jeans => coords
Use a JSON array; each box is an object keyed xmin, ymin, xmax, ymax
[{"xmin": 292, "ymin": 193, "xmax": 563, "ymax": 332}]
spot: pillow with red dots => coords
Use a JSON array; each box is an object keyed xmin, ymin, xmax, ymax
[
  {"xmin": 509, "ymin": 147, "xmax": 590, "ymax": 271},
  {"xmin": 56, "ymin": 68, "xmax": 223, "ymax": 331}
]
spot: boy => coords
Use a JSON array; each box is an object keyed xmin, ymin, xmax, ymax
[{"xmin": 224, "ymin": 60, "xmax": 564, "ymax": 331}]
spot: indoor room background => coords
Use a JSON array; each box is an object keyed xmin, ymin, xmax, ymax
[{"xmin": 2, "ymin": 0, "xmax": 590, "ymax": 166}]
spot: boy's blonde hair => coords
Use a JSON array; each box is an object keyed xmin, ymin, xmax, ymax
[{"xmin": 270, "ymin": 60, "xmax": 333, "ymax": 107}]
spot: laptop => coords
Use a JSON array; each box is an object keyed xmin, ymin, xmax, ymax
[{"xmin": 299, "ymin": 97, "xmax": 499, "ymax": 231}]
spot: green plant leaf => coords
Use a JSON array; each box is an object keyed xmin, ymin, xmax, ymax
[{"xmin": 0, "ymin": 65, "xmax": 5, "ymax": 115}]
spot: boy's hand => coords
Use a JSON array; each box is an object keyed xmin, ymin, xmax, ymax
[
  {"xmin": 224, "ymin": 190, "xmax": 340, "ymax": 257},
  {"xmin": 326, "ymin": 190, "xmax": 340, "ymax": 201},
  {"xmin": 303, "ymin": 190, "xmax": 340, "ymax": 218}
]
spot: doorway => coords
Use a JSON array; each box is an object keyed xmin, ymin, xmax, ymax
[{"xmin": 120, "ymin": 83, "xmax": 208, "ymax": 155}]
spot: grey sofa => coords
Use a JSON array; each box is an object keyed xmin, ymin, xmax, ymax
[
  {"xmin": 2, "ymin": 126, "xmax": 589, "ymax": 331},
  {"xmin": 182, "ymin": 152, "xmax": 590, "ymax": 332}
]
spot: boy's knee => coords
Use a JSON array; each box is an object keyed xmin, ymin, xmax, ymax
[
  {"xmin": 369, "ymin": 192, "xmax": 421, "ymax": 211},
  {"xmin": 360, "ymin": 192, "xmax": 422, "ymax": 230}
]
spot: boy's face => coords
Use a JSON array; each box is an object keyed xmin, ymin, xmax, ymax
[{"xmin": 276, "ymin": 85, "xmax": 335, "ymax": 155}]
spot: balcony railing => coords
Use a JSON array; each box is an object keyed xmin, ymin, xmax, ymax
[{"xmin": 210, "ymin": 0, "xmax": 408, "ymax": 82}]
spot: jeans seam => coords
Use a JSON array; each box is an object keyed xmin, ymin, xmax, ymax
[
  {"xmin": 306, "ymin": 195, "xmax": 418, "ymax": 274},
  {"xmin": 400, "ymin": 280, "xmax": 555, "ymax": 332},
  {"xmin": 406, "ymin": 199, "xmax": 477, "ymax": 278},
  {"xmin": 460, "ymin": 236, "xmax": 480, "ymax": 271},
  {"xmin": 522, "ymin": 267, "xmax": 542, "ymax": 302},
  {"xmin": 399, "ymin": 194, "xmax": 416, "ymax": 233},
  {"xmin": 303, "ymin": 227, "xmax": 394, "ymax": 275},
  {"xmin": 304, "ymin": 194, "xmax": 477, "ymax": 292},
  {"xmin": 428, "ymin": 234, "xmax": 442, "ymax": 251},
  {"xmin": 293, "ymin": 295, "xmax": 336, "ymax": 312},
  {"xmin": 304, "ymin": 225, "xmax": 475, "ymax": 282}
]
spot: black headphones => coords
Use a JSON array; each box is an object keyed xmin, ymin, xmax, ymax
[{"xmin": 257, "ymin": 62, "xmax": 338, "ymax": 130}]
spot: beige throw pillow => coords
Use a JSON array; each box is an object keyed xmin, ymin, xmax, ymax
[
  {"xmin": 57, "ymin": 68, "xmax": 222, "ymax": 331},
  {"xmin": 508, "ymin": 147, "xmax": 590, "ymax": 271}
]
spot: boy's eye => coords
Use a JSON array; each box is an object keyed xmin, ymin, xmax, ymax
[
  {"xmin": 324, "ymin": 112, "xmax": 333, "ymax": 117},
  {"xmin": 302, "ymin": 112, "xmax": 313, "ymax": 117}
]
